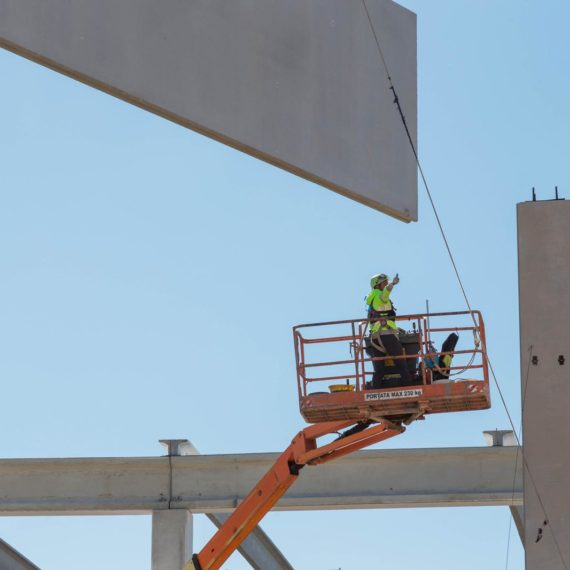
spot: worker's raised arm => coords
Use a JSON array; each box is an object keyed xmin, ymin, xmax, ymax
[{"xmin": 385, "ymin": 273, "xmax": 399, "ymax": 292}]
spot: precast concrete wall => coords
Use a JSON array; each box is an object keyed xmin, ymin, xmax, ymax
[{"xmin": 0, "ymin": 0, "xmax": 417, "ymax": 221}]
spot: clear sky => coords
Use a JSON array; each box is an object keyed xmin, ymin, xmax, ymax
[{"xmin": 1, "ymin": 0, "xmax": 569, "ymax": 568}]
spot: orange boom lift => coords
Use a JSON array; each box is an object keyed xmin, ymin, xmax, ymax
[{"xmin": 186, "ymin": 310, "xmax": 490, "ymax": 570}]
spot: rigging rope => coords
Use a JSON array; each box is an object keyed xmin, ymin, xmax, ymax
[
  {"xmin": 505, "ymin": 345, "xmax": 532, "ymax": 570},
  {"xmin": 504, "ymin": 514, "xmax": 513, "ymax": 570}
]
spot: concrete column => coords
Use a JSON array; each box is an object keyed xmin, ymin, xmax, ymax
[
  {"xmin": 518, "ymin": 199, "xmax": 570, "ymax": 569},
  {"xmin": 151, "ymin": 510, "xmax": 192, "ymax": 570}
]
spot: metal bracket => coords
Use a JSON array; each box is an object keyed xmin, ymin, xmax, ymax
[{"xmin": 159, "ymin": 439, "xmax": 197, "ymax": 457}]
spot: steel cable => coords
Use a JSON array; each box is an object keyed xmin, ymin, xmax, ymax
[{"xmin": 505, "ymin": 345, "xmax": 532, "ymax": 569}]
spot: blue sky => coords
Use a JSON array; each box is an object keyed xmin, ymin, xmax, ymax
[{"xmin": 1, "ymin": 0, "xmax": 569, "ymax": 568}]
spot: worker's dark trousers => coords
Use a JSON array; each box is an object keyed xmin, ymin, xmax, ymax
[{"xmin": 366, "ymin": 334, "xmax": 412, "ymax": 388}]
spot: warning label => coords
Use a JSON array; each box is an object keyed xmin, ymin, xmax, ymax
[{"xmin": 365, "ymin": 389, "xmax": 422, "ymax": 401}]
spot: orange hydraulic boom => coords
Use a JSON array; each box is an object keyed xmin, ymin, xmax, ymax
[{"xmin": 185, "ymin": 417, "xmax": 404, "ymax": 570}]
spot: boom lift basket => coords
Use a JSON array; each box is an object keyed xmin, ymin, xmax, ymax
[{"xmin": 293, "ymin": 310, "xmax": 490, "ymax": 423}]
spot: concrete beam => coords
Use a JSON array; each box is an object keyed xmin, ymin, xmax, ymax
[
  {"xmin": 0, "ymin": 447, "xmax": 521, "ymax": 516},
  {"xmin": 0, "ymin": 538, "xmax": 40, "ymax": 570}
]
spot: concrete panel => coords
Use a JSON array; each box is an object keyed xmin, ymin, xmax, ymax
[
  {"xmin": 518, "ymin": 200, "xmax": 570, "ymax": 569},
  {"xmin": 0, "ymin": 539, "xmax": 40, "ymax": 570},
  {"xmin": 0, "ymin": 0, "xmax": 417, "ymax": 221},
  {"xmin": 0, "ymin": 447, "xmax": 521, "ymax": 515}
]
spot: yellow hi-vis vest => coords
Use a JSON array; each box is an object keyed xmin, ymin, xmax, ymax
[{"xmin": 366, "ymin": 288, "xmax": 398, "ymax": 332}]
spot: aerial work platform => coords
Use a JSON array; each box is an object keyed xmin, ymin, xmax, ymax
[
  {"xmin": 188, "ymin": 310, "xmax": 490, "ymax": 569},
  {"xmin": 294, "ymin": 310, "xmax": 490, "ymax": 423}
]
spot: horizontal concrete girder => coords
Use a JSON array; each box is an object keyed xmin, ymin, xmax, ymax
[{"xmin": 0, "ymin": 447, "xmax": 521, "ymax": 515}]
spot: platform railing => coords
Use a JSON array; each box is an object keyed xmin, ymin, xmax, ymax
[{"xmin": 293, "ymin": 311, "xmax": 488, "ymax": 399}]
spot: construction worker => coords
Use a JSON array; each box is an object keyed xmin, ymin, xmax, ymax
[
  {"xmin": 365, "ymin": 273, "xmax": 412, "ymax": 388},
  {"xmin": 422, "ymin": 333, "xmax": 459, "ymax": 383},
  {"xmin": 434, "ymin": 333, "xmax": 459, "ymax": 381}
]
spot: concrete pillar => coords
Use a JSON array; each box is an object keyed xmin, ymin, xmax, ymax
[
  {"xmin": 151, "ymin": 510, "xmax": 193, "ymax": 570},
  {"xmin": 518, "ymin": 199, "xmax": 570, "ymax": 569}
]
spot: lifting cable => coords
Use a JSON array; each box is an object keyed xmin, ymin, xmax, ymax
[
  {"xmin": 360, "ymin": 2, "xmax": 568, "ymax": 568},
  {"xmin": 505, "ymin": 344, "xmax": 532, "ymax": 569}
]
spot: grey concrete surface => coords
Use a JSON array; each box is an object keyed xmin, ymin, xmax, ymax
[
  {"xmin": 510, "ymin": 505, "xmax": 525, "ymax": 545},
  {"xmin": 0, "ymin": 538, "xmax": 40, "ymax": 570},
  {"xmin": 518, "ymin": 200, "xmax": 570, "ymax": 569},
  {"xmin": 0, "ymin": 0, "xmax": 417, "ymax": 221},
  {"xmin": 152, "ymin": 510, "xmax": 192, "ymax": 570},
  {"xmin": 0, "ymin": 447, "xmax": 521, "ymax": 515}
]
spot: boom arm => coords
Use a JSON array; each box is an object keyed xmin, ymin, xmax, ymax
[{"xmin": 185, "ymin": 418, "xmax": 405, "ymax": 570}]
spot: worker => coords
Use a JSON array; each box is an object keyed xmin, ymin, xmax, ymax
[
  {"xmin": 422, "ymin": 340, "xmax": 444, "ymax": 381},
  {"xmin": 364, "ymin": 273, "xmax": 412, "ymax": 388},
  {"xmin": 433, "ymin": 332, "xmax": 459, "ymax": 381},
  {"xmin": 422, "ymin": 333, "xmax": 459, "ymax": 383}
]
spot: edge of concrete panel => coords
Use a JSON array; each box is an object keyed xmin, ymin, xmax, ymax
[{"xmin": 0, "ymin": 38, "xmax": 416, "ymax": 223}]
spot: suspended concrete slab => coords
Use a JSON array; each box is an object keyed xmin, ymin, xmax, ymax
[{"xmin": 0, "ymin": 0, "xmax": 417, "ymax": 221}]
